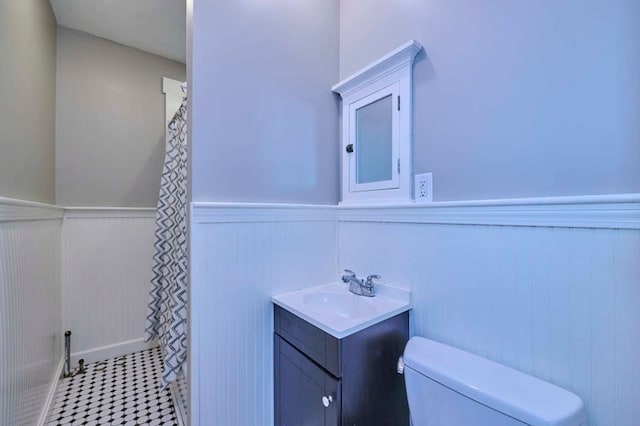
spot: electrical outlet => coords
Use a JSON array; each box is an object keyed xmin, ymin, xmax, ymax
[{"xmin": 414, "ymin": 173, "xmax": 433, "ymax": 203}]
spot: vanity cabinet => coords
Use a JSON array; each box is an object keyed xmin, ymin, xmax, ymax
[{"xmin": 274, "ymin": 305, "xmax": 410, "ymax": 426}]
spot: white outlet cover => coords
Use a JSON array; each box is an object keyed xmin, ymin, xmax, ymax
[{"xmin": 414, "ymin": 172, "xmax": 433, "ymax": 203}]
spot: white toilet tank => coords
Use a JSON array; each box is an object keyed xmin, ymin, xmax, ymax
[{"xmin": 403, "ymin": 337, "xmax": 587, "ymax": 426}]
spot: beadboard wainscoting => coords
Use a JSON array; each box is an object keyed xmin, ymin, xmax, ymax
[
  {"xmin": 171, "ymin": 369, "xmax": 188, "ymax": 426},
  {"xmin": 190, "ymin": 203, "xmax": 338, "ymax": 426},
  {"xmin": 189, "ymin": 195, "xmax": 638, "ymax": 426},
  {"xmin": 0, "ymin": 198, "xmax": 63, "ymax": 426},
  {"xmin": 62, "ymin": 208, "xmax": 157, "ymax": 363},
  {"xmin": 338, "ymin": 195, "xmax": 640, "ymax": 426}
]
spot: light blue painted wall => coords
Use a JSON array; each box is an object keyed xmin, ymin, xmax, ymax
[
  {"xmin": 55, "ymin": 27, "xmax": 186, "ymax": 207},
  {"xmin": 340, "ymin": 0, "xmax": 640, "ymax": 201},
  {"xmin": 0, "ymin": 0, "xmax": 57, "ymax": 203},
  {"xmin": 190, "ymin": 0, "xmax": 340, "ymax": 204}
]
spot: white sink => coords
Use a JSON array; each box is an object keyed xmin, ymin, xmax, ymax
[
  {"xmin": 272, "ymin": 282, "xmax": 411, "ymax": 338},
  {"xmin": 302, "ymin": 291, "xmax": 379, "ymax": 319}
]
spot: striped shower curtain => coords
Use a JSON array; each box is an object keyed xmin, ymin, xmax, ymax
[{"xmin": 145, "ymin": 85, "xmax": 188, "ymax": 388}]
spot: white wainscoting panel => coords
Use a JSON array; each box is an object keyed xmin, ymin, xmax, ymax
[
  {"xmin": 62, "ymin": 210, "xmax": 156, "ymax": 360},
  {"xmin": 190, "ymin": 204, "xmax": 338, "ymax": 426},
  {"xmin": 171, "ymin": 369, "xmax": 188, "ymax": 426},
  {"xmin": 188, "ymin": 197, "xmax": 639, "ymax": 426},
  {"xmin": 0, "ymin": 205, "xmax": 62, "ymax": 425},
  {"xmin": 338, "ymin": 221, "xmax": 640, "ymax": 426}
]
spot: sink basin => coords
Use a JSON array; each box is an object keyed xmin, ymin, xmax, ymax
[
  {"xmin": 302, "ymin": 291, "xmax": 378, "ymax": 319},
  {"xmin": 272, "ymin": 282, "xmax": 411, "ymax": 338}
]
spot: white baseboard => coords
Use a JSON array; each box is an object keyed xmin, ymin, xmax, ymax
[
  {"xmin": 37, "ymin": 357, "xmax": 64, "ymax": 426},
  {"xmin": 70, "ymin": 338, "xmax": 158, "ymax": 366}
]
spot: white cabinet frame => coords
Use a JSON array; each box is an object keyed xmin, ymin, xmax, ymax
[{"xmin": 333, "ymin": 40, "xmax": 422, "ymax": 205}]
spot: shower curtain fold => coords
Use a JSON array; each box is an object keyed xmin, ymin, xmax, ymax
[{"xmin": 145, "ymin": 88, "xmax": 188, "ymax": 389}]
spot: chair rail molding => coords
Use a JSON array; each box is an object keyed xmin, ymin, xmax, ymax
[
  {"xmin": 338, "ymin": 194, "xmax": 640, "ymax": 230},
  {"xmin": 191, "ymin": 194, "xmax": 640, "ymax": 230},
  {"xmin": 0, "ymin": 197, "xmax": 64, "ymax": 221}
]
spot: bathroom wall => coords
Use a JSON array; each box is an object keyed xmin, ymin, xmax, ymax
[
  {"xmin": 340, "ymin": 0, "xmax": 640, "ymax": 201},
  {"xmin": 189, "ymin": 204, "xmax": 337, "ymax": 425},
  {"xmin": 0, "ymin": 201, "xmax": 63, "ymax": 425},
  {"xmin": 188, "ymin": 2, "xmax": 639, "ymax": 426},
  {"xmin": 0, "ymin": 204, "xmax": 157, "ymax": 423},
  {"xmin": 54, "ymin": 25, "xmax": 186, "ymax": 375},
  {"xmin": 190, "ymin": 0, "xmax": 340, "ymax": 204},
  {"xmin": 338, "ymin": 3, "xmax": 640, "ymax": 424},
  {"xmin": 191, "ymin": 202, "xmax": 639, "ymax": 426},
  {"xmin": 0, "ymin": 1, "xmax": 57, "ymax": 204},
  {"xmin": 56, "ymin": 29, "xmax": 185, "ymax": 370},
  {"xmin": 189, "ymin": 1, "xmax": 341, "ymax": 423},
  {"xmin": 61, "ymin": 209, "xmax": 156, "ymax": 362},
  {"xmin": 55, "ymin": 26, "xmax": 186, "ymax": 207},
  {"xmin": 338, "ymin": 201, "xmax": 640, "ymax": 425},
  {"xmin": 0, "ymin": 3, "xmax": 63, "ymax": 424}
]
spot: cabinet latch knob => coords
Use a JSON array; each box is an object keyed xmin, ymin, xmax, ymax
[{"xmin": 322, "ymin": 395, "xmax": 333, "ymax": 408}]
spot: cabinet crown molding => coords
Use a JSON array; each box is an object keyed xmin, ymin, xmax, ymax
[{"xmin": 332, "ymin": 39, "xmax": 423, "ymax": 98}]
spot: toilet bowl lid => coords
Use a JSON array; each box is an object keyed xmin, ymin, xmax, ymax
[{"xmin": 404, "ymin": 337, "xmax": 587, "ymax": 426}]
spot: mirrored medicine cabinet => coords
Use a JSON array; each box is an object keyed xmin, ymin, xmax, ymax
[{"xmin": 332, "ymin": 40, "xmax": 422, "ymax": 205}]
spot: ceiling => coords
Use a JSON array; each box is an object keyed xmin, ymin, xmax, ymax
[{"xmin": 49, "ymin": 0, "xmax": 186, "ymax": 63}]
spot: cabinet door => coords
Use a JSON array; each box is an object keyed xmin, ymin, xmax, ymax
[
  {"xmin": 347, "ymin": 83, "xmax": 400, "ymax": 193},
  {"xmin": 275, "ymin": 336, "xmax": 340, "ymax": 426}
]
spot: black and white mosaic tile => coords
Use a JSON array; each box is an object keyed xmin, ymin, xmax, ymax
[{"xmin": 46, "ymin": 347, "xmax": 178, "ymax": 426}]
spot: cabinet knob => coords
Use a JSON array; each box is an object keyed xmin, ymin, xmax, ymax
[{"xmin": 322, "ymin": 395, "xmax": 333, "ymax": 408}]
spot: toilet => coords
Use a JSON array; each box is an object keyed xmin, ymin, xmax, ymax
[{"xmin": 402, "ymin": 337, "xmax": 588, "ymax": 425}]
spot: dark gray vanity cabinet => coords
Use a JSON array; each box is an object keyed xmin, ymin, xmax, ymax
[{"xmin": 274, "ymin": 305, "xmax": 410, "ymax": 426}]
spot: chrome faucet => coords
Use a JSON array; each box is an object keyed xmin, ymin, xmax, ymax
[{"xmin": 341, "ymin": 269, "xmax": 379, "ymax": 297}]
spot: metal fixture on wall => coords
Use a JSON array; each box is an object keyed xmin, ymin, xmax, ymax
[
  {"xmin": 63, "ymin": 330, "xmax": 86, "ymax": 378},
  {"xmin": 64, "ymin": 331, "xmax": 71, "ymax": 377}
]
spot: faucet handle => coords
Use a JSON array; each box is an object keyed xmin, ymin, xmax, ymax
[
  {"xmin": 365, "ymin": 274, "xmax": 381, "ymax": 286},
  {"xmin": 342, "ymin": 269, "xmax": 357, "ymax": 284},
  {"xmin": 343, "ymin": 269, "xmax": 356, "ymax": 277}
]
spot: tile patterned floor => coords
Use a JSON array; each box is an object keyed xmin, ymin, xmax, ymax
[{"xmin": 45, "ymin": 347, "xmax": 179, "ymax": 425}]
